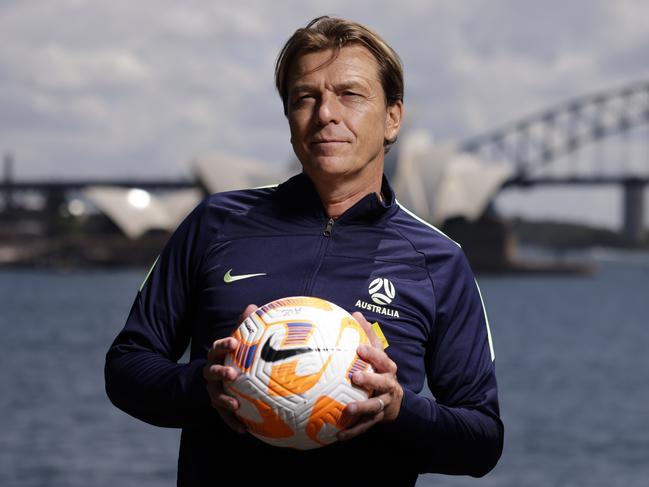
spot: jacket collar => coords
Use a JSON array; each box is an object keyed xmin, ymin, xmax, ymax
[{"xmin": 274, "ymin": 172, "xmax": 397, "ymax": 223}]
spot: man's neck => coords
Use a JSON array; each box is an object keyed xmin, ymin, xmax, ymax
[{"xmin": 307, "ymin": 170, "xmax": 383, "ymax": 220}]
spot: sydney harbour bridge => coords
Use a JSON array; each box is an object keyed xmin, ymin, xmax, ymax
[
  {"xmin": 460, "ymin": 79, "xmax": 649, "ymax": 242},
  {"xmin": 2, "ymin": 79, "xmax": 649, "ymax": 242}
]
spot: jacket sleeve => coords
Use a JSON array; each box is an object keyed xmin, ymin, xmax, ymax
[
  {"xmin": 104, "ymin": 201, "xmax": 217, "ymax": 428},
  {"xmin": 383, "ymin": 247, "xmax": 503, "ymax": 477}
]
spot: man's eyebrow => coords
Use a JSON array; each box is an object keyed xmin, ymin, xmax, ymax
[
  {"xmin": 335, "ymin": 81, "xmax": 368, "ymax": 92},
  {"xmin": 290, "ymin": 80, "xmax": 369, "ymax": 94},
  {"xmin": 290, "ymin": 83, "xmax": 315, "ymax": 94}
]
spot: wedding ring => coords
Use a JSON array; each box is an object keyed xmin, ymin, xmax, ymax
[{"xmin": 377, "ymin": 398, "xmax": 385, "ymax": 412}]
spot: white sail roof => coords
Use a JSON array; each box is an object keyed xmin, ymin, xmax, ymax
[
  {"xmin": 84, "ymin": 187, "xmax": 202, "ymax": 239},
  {"xmin": 192, "ymin": 153, "xmax": 287, "ymax": 194},
  {"xmin": 393, "ymin": 131, "xmax": 513, "ymax": 225}
]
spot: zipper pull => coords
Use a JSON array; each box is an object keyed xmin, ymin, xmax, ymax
[{"xmin": 323, "ymin": 217, "xmax": 335, "ymax": 236}]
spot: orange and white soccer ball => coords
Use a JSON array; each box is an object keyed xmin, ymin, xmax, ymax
[{"xmin": 223, "ymin": 296, "xmax": 373, "ymax": 450}]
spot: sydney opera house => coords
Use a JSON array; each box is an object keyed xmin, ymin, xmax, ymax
[{"xmin": 0, "ymin": 135, "xmax": 593, "ymax": 273}]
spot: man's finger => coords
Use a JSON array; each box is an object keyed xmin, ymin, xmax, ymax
[
  {"xmin": 206, "ymin": 379, "xmax": 241, "ymax": 412},
  {"xmin": 352, "ymin": 311, "xmax": 382, "ymax": 349},
  {"xmin": 207, "ymin": 337, "xmax": 239, "ymax": 362},
  {"xmin": 203, "ymin": 363, "xmax": 238, "ymax": 383},
  {"xmin": 339, "ymin": 396, "xmax": 385, "ymax": 428},
  {"xmin": 238, "ymin": 304, "xmax": 259, "ymax": 324},
  {"xmin": 338, "ymin": 401, "xmax": 359, "ymax": 429},
  {"xmin": 350, "ymin": 369, "xmax": 394, "ymax": 394},
  {"xmin": 356, "ymin": 343, "xmax": 397, "ymax": 374},
  {"xmin": 213, "ymin": 392, "xmax": 239, "ymax": 411}
]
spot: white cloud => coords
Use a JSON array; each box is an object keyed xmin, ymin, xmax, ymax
[
  {"xmin": 34, "ymin": 45, "xmax": 150, "ymax": 90},
  {"xmin": 0, "ymin": 0, "xmax": 648, "ymax": 227}
]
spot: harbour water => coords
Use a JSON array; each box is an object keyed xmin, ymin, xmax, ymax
[{"xmin": 1, "ymin": 250, "xmax": 648, "ymax": 486}]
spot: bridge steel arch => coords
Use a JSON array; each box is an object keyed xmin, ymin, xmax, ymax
[{"xmin": 459, "ymin": 79, "xmax": 649, "ymax": 242}]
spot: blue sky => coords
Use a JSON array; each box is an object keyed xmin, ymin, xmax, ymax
[{"xmin": 1, "ymin": 0, "xmax": 648, "ymax": 229}]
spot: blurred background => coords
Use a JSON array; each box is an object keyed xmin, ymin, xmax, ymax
[{"xmin": 1, "ymin": 1, "xmax": 648, "ymax": 486}]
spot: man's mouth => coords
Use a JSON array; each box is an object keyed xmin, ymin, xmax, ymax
[{"xmin": 311, "ymin": 139, "xmax": 348, "ymax": 145}]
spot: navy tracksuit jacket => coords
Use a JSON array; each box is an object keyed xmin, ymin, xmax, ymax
[{"xmin": 105, "ymin": 173, "xmax": 503, "ymax": 486}]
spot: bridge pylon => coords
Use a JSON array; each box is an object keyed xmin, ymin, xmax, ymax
[{"xmin": 623, "ymin": 179, "xmax": 646, "ymax": 243}]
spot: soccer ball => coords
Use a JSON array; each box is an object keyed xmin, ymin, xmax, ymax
[{"xmin": 223, "ymin": 296, "xmax": 373, "ymax": 450}]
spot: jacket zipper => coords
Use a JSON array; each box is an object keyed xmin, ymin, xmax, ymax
[
  {"xmin": 323, "ymin": 217, "xmax": 335, "ymax": 237},
  {"xmin": 303, "ymin": 218, "xmax": 335, "ymax": 294}
]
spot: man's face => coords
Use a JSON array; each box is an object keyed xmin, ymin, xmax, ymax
[{"xmin": 286, "ymin": 45, "xmax": 402, "ymax": 184}]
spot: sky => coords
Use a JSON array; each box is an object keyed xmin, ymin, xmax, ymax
[{"xmin": 1, "ymin": 0, "xmax": 649, "ymax": 229}]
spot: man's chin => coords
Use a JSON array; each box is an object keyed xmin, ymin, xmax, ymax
[{"xmin": 303, "ymin": 157, "xmax": 355, "ymax": 177}]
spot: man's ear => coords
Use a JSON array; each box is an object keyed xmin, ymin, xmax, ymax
[{"xmin": 384, "ymin": 100, "xmax": 404, "ymax": 143}]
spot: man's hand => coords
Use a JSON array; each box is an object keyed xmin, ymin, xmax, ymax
[
  {"xmin": 337, "ymin": 311, "xmax": 404, "ymax": 441},
  {"xmin": 203, "ymin": 304, "xmax": 258, "ymax": 434}
]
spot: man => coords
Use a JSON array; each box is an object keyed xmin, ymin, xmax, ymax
[{"xmin": 105, "ymin": 16, "xmax": 503, "ymax": 486}]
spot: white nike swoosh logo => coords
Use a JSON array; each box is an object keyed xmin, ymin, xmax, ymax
[{"xmin": 223, "ymin": 269, "xmax": 267, "ymax": 283}]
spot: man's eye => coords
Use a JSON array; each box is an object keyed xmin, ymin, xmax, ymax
[
  {"xmin": 289, "ymin": 95, "xmax": 314, "ymax": 109},
  {"xmin": 342, "ymin": 91, "xmax": 361, "ymax": 97}
]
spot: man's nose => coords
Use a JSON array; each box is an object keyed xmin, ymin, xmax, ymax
[{"xmin": 316, "ymin": 92, "xmax": 341, "ymax": 126}]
